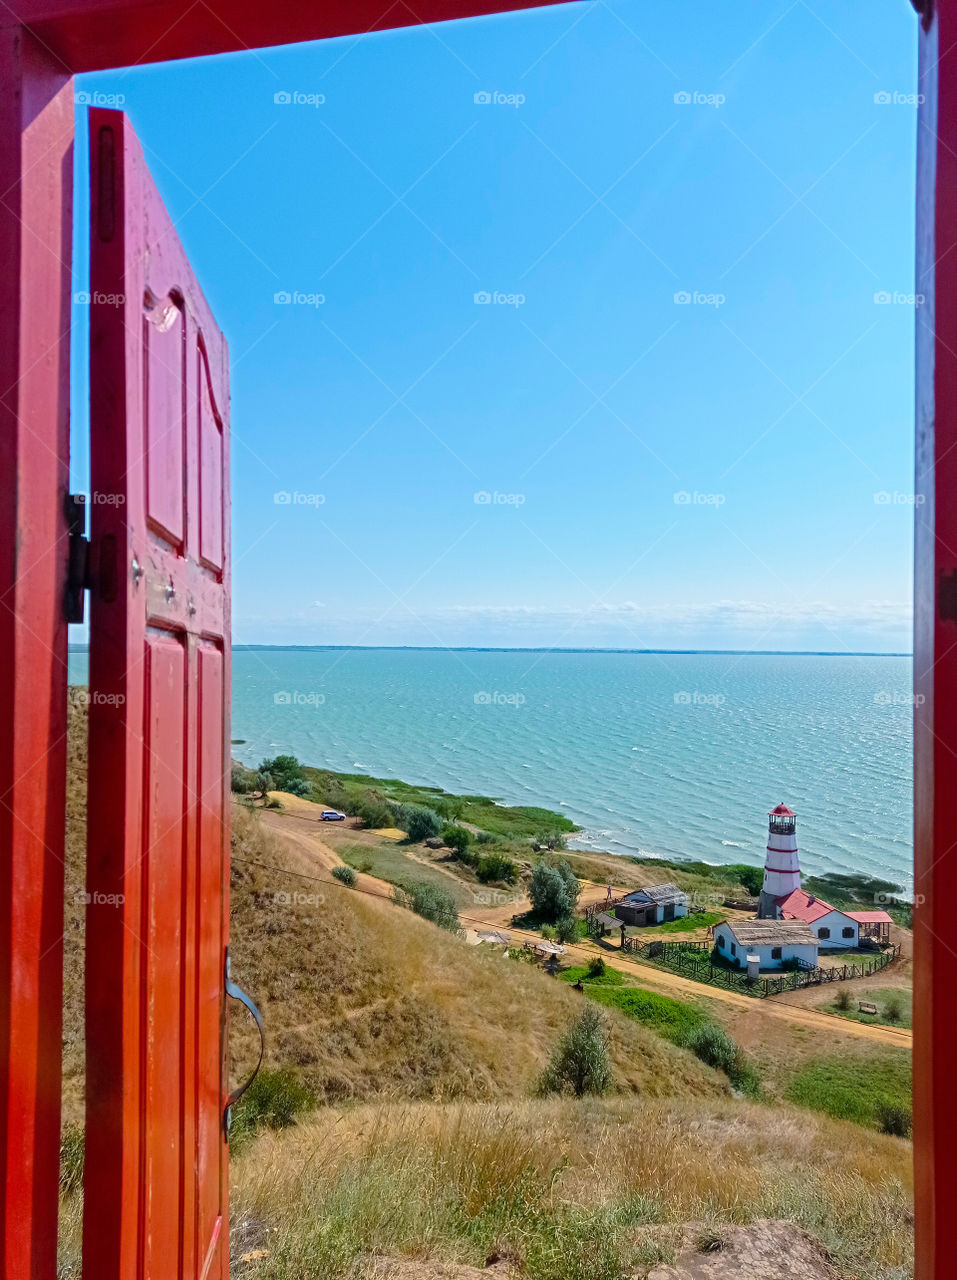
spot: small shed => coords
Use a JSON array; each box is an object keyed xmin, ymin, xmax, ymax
[
  {"xmin": 591, "ymin": 910, "xmax": 624, "ymax": 937},
  {"xmin": 615, "ymin": 883, "xmax": 689, "ymax": 926},
  {"xmin": 713, "ymin": 918, "xmax": 818, "ymax": 971}
]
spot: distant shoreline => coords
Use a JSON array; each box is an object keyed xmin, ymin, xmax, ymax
[{"xmin": 69, "ymin": 644, "xmax": 913, "ymax": 657}]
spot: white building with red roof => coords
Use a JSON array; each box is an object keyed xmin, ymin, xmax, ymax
[{"xmin": 755, "ymin": 803, "xmax": 893, "ymax": 948}]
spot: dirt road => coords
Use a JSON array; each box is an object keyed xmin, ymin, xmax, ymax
[{"xmin": 256, "ymin": 804, "xmax": 912, "ymax": 1052}]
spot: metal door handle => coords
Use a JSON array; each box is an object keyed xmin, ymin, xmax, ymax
[{"xmin": 223, "ymin": 947, "xmax": 264, "ymax": 1138}]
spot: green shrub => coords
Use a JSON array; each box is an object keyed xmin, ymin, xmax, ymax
[
  {"xmin": 393, "ymin": 881, "xmax": 460, "ymax": 932},
  {"xmin": 395, "ymin": 805, "xmax": 443, "ymax": 843},
  {"xmin": 877, "ymin": 1101, "xmax": 912, "ymax": 1137},
  {"xmin": 476, "ymin": 830, "xmax": 497, "ymax": 845},
  {"xmin": 229, "ymin": 1068, "xmax": 316, "ymax": 1152},
  {"xmin": 538, "ymin": 1006, "xmax": 612, "ymax": 1098},
  {"xmin": 441, "ymin": 823, "xmax": 472, "ymax": 855},
  {"xmin": 885, "ymin": 995, "xmax": 904, "ymax": 1023},
  {"xmin": 834, "ymin": 988, "xmax": 852, "ymax": 1011},
  {"xmin": 259, "ymin": 754, "xmax": 306, "ymax": 793},
  {"xmin": 60, "ymin": 1122, "xmax": 85, "ymax": 1196},
  {"xmin": 529, "ymin": 860, "xmax": 580, "ymax": 923},
  {"xmin": 679, "ymin": 1023, "xmax": 760, "ymax": 1097},
  {"xmin": 331, "ymin": 864, "xmax": 357, "ymax": 887},
  {"xmin": 231, "ymin": 762, "xmax": 256, "ymax": 794},
  {"xmin": 355, "ymin": 796, "xmax": 395, "ymax": 829},
  {"xmin": 476, "ymin": 852, "xmax": 518, "ymax": 884},
  {"xmin": 555, "ymin": 915, "xmax": 579, "ymax": 944},
  {"xmin": 587, "ymin": 956, "xmax": 606, "ymax": 979}
]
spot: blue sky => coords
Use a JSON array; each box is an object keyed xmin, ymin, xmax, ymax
[{"xmin": 71, "ymin": 0, "xmax": 918, "ymax": 652}]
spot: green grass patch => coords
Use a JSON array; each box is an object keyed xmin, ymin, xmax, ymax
[
  {"xmin": 646, "ymin": 911, "xmax": 722, "ymax": 935},
  {"xmin": 824, "ymin": 986, "xmax": 912, "ymax": 1029},
  {"xmin": 302, "ymin": 766, "xmax": 575, "ymax": 840},
  {"xmin": 784, "ymin": 1052, "xmax": 912, "ymax": 1130},
  {"xmin": 586, "ymin": 986, "xmax": 705, "ymax": 1043},
  {"xmin": 558, "ymin": 964, "xmax": 626, "ymax": 988},
  {"xmin": 337, "ymin": 842, "xmax": 476, "ymax": 908}
]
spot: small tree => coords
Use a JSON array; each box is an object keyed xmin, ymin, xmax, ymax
[
  {"xmin": 587, "ymin": 956, "xmax": 606, "ymax": 979},
  {"xmin": 442, "ymin": 823, "xmax": 472, "ymax": 856},
  {"xmin": 331, "ymin": 865, "xmax": 357, "ymax": 887},
  {"xmin": 554, "ymin": 915, "xmax": 579, "ymax": 944},
  {"xmin": 399, "ymin": 805, "xmax": 443, "ymax": 843},
  {"xmin": 231, "ymin": 762, "xmax": 256, "ymax": 794},
  {"xmin": 834, "ymin": 988, "xmax": 852, "ymax": 1011},
  {"xmin": 538, "ymin": 1006, "xmax": 612, "ymax": 1098},
  {"xmin": 259, "ymin": 754, "xmax": 306, "ymax": 793},
  {"xmin": 529, "ymin": 860, "xmax": 580, "ymax": 923},
  {"xmin": 255, "ymin": 770, "xmax": 275, "ymax": 804}
]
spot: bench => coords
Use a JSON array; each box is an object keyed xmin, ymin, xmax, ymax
[{"xmin": 858, "ymin": 1001, "xmax": 879, "ymax": 1015}]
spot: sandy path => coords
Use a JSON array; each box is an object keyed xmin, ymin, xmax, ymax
[{"xmin": 254, "ymin": 803, "xmax": 911, "ymax": 1052}]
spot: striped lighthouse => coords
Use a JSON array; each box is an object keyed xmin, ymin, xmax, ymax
[{"xmin": 757, "ymin": 803, "xmax": 801, "ymax": 919}]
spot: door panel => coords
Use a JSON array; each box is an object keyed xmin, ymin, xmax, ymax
[{"xmin": 84, "ymin": 108, "xmax": 231, "ymax": 1280}]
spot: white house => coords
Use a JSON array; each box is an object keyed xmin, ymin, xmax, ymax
[
  {"xmin": 775, "ymin": 888, "xmax": 871, "ymax": 949},
  {"xmin": 713, "ymin": 918, "xmax": 819, "ymax": 971},
  {"xmin": 756, "ymin": 803, "xmax": 893, "ymax": 947}
]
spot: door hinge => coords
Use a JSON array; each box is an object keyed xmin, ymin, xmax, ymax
[
  {"xmin": 64, "ymin": 494, "xmax": 91, "ymax": 624},
  {"xmin": 912, "ymin": 0, "xmax": 933, "ymax": 32}
]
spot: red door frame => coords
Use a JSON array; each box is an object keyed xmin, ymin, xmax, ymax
[{"xmin": 0, "ymin": 0, "xmax": 942, "ymax": 1276}]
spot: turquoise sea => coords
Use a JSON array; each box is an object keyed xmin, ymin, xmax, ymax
[{"xmin": 68, "ymin": 648, "xmax": 914, "ymax": 892}]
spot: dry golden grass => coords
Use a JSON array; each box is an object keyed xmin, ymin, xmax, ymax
[
  {"xmin": 229, "ymin": 806, "xmax": 725, "ymax": 1104},
  {"xmin": 230, "ymin": 1096, "xmax": 913, "ymax": 1280}
]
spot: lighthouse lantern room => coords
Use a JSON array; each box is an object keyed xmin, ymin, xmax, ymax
[{"xmin": 758, "ymin": 803, "xmax": 802, "ymax": 918}]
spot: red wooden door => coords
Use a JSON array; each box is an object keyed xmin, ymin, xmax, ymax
[{"xmin": 83, "ymin": 108, "xmax": 231, "ymax": 1280}]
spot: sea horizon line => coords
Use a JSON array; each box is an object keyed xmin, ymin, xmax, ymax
[{"xmin": 69, "ymin": 644, "xmax": 913, "ymax": 657}]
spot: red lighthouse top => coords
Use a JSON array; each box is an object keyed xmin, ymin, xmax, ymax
[{"xmin": 769, "ymin": 803, "xmax": 796, "ymax": 816}]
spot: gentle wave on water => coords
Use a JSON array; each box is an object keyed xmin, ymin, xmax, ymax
[{"xmin": 68, "ymin": 647, "xmax": 915, "ymax": 891}]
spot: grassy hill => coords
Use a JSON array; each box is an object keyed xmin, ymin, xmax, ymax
[
  {"xmin": 228, "ymin": 805, "xmax": 725, "ymax": 1105},
  {"xmin": 64, "ymin": 693, "xmax": 722, "ymax": 1114},
  {"xmin": 62, "ymin": 693, "xmax": 913, "ymax": 1279}
]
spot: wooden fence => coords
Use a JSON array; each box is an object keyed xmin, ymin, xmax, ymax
[
  {"xmin": 584, "ymin": 897, "xmax": 626, "ymax": 922},
  {"xmin": 621, "ymin": 937, "xmax": 902, "ymax": 998}
]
